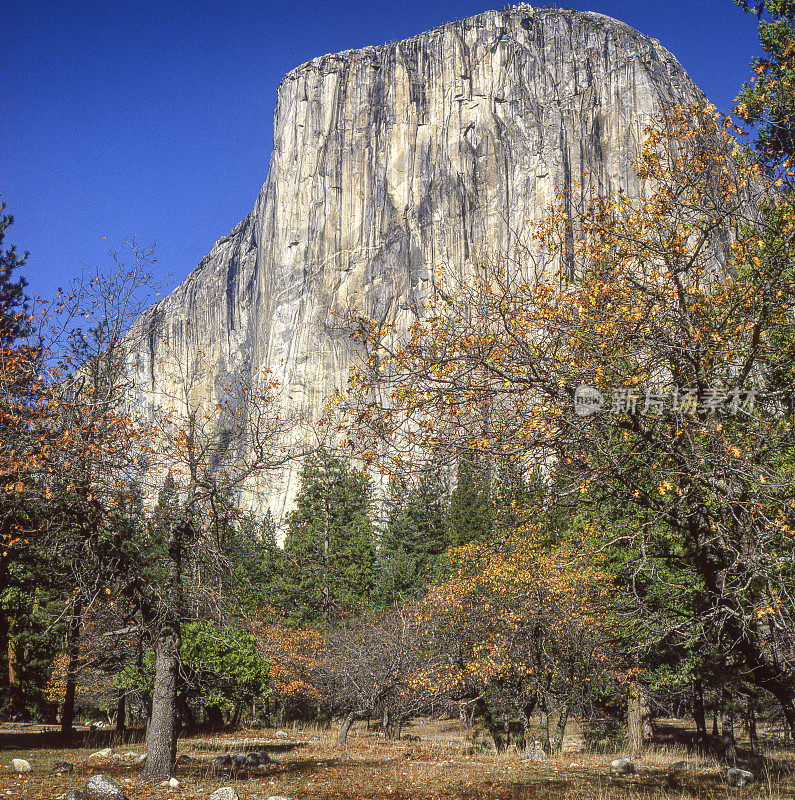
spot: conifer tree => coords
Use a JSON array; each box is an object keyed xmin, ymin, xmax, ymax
[
  {"xmin": 445, "ymin": 453, "xmax": 492, "ymax": 547},
  {"xmin": 278, "ymin": 449, "xmax": 375, "ymax": 623},
  {"xmin": 376, "ymin": 466, "xmax": 447, "ymax": 604}
]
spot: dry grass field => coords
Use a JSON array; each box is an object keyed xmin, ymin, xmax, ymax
[{"xmin": 1, "ymin": 718, "xmax": 794, "ymax": 800}]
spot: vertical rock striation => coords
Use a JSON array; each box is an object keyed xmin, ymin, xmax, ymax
[{"xmin": 129, "ymin": 5, "xmax": 706, "ymax": 519}]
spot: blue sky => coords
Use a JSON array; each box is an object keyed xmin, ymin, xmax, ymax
[{"xmin": 2, "ymin": 0, "xmax": 763, "ymax": 304}]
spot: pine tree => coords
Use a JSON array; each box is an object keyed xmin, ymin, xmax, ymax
[
  {"xmin": 0, "ymin": 202, "xmax": 42, "ymax": 719},
  {"xmin": 376, "ymin": 466, "xmax": 448, "ymax": 604},
  {"xmin": 222, "ymin": 509, "xmax": 281, "ymax": 614},
  {"xmin": 445, "ymin": 453, "xmax": 492, "ymax": 547},
  {"xmin": 278, "ymin": 449, "xmax": 375, "ymax": 623},
  {"xmin": 0, "ymin": 200, "xmax": 29, "ymax": 349}
]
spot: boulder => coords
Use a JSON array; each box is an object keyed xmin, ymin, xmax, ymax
[
  {"xmin": 62, "ymin": 792, "xmax": 88, "ymax": 800},
  {"xmin": 209, "ymin": 789, "xmax": 240, "ymax": 800},
  {"xmin": 610, "ymin": 758, "xmax": 635, "ymax": 776},
  {"xmin": 726, "ymin": 768, "xmax": 754, "ymax": 787},
  {"xmin": 52, "ymin": 760, "xmax": 75, "ymax": 774},
  {"xmin": 11, "ymin": 758, "xmax": 31, "ymax": 773},
  {"xmin": 159, "ymin": 777, "xmax": 180, "ymax": 788},
  {"xmin": 522, "ymin": 749, "xmax": 548, "ymax": 761},
  {"xmin": 134, "ymin": 753, "xmax": 147, "ymax": 764},
  {"xmin": 211, "ymin": 754, "xmax": 232, "ymax": 770},
  {"xmin": 275, "ymin": 730, "xmax": 288, "ymax": 738},
  {"xmin": 256, "ymin": 749, "xmax": 273, "ymax": 763},
  {"xmin": 245, "ymin": 752, "xmax": 260, "ymax": 767},
  {"xmin": 84, "ymin": 773, "xmax": 125, "ymax": 800},
  {"xmin": 232, "ymin": 752, "xmax": 248, "ymax": 768},
  {"xmin": 176, "ymin": 754, "xmax": 193, "ymax": 765},
  {"xmin": 88, "ymin": 748, "xmax": 113, "ymax": 760}
]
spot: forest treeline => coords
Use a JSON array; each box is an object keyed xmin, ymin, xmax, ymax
[{"xmin": 1, "ymin": 0, "xmax": 795, "ymax": 784}]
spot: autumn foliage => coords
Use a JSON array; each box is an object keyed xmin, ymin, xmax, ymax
[{"xmin": 340, "ymin": 103, "xmax": 795, "ymax": 732}]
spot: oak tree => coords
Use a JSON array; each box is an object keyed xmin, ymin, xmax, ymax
[{"xmin": 341, "ymin": 103, "xmax": 795, "ymax": 735}]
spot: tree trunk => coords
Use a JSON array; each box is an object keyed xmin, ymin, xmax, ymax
[
  {"xmin": 205, "ymin": 705, "xmax": 224, "ymax": 731},
  {"xmin": 140, "ymin": 625, "xmax": 180, "ymax": 781},
  {"xmin": 60, "ymin": 597, "xmax": 83, "ymax": 741},
  {"xmin": 552, "ymin": 701, "xmax": 570, "ymax": 754},
  {"xmin": 721, "ymin": 687, "xmax": 737, "ymax": 765},
  {"xmin": 382, "ymin": 706, "xmax": 390, "ymax": 739},
  {"xmin": 140, "ymin": 513, "xmax": 185, "ymax": 782},
  {"xmin": 628, "ymin": 684, "xmax": 643, "ymax": 755},
  {"xmin": 642, "ymin": 690, "xmax": 654, "ymax": 742},
  {"xmin": 747, "ymin": 696, "xmax": 759, "ymax": 753},
  {"xmin": 693, "ymin": 680, "xmax": 708, "ymax": 748},
  {"xmin": 778, "ymin": 697, "xmax": 795, "ymax": 742},
  {"xmin": 7, "ymin": 619, "xmax": 24, "ymax": 719},
  {"xmin": 538, "ymin": 695, "xmax": 550, "ymax": 753},
  {"xmin": 115, "ymin": 688, "xmax": 126, "ymax": 735},
  {"xmin": 178, "ymin": 695, "xmax": 197, "ymax": 732},
  {"xmin": 337, "ymin": 711, "xmax": 355, "ymax": 746},
  {"xmin": 475, "ymin": 697, "xmax": 505, "ymax": 752},
  {"xmin": 517, "ymin": 698, "xmax": 537, "ymax": 751},
  {"xmin": 230, "ymin": 699, "xmax": 242, "ymax": 729}
]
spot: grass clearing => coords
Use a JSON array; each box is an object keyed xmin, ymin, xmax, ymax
[{"xmin": 1, "ymin": 718, "xmax": 794, "ymax": 800}]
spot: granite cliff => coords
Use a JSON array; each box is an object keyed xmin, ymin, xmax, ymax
[{"xmin": 128, "ymin": 5, "xmax": 706, "ymax": 519}]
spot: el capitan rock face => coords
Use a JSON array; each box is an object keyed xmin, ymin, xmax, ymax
[{"xmin": 129, "ymin": 5, "xmax": 705, "ymax": 519}]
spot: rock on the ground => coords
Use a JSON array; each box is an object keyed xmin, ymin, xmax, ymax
[
  {"xmin": 84, "ymin": 773, "xmax": 125, "ymax": 800},
  {"xmin": 256, "ymin": 749, "xmax": 272, "ymax": 763},
  {"xmin": 726, "ymin": 767, "xmax": 754, "ymax": 787},
  {"xmin": 176, "ymin": 754, "xmax": 193, "ymax": 764},
  {"xmin": 88, "ymin": 748, "xmax": 113, "ymax": 760},
  {"xmin": 52, "ymin": 760, "xmax": 75, "ymax": 773},
  {"xmin": 160, "ymin": 777, "xmax": 180, "ymax": 788},
  {"xmin": 11, "ymin": 758, "xmax": 31, "ymax": 773},
  {"xmin": 275, "ymin": 730, "xmax": 288, "ymax": 738},
  {"xmin": 522, "ymin": 748, "xmax": 547, "ymax": 761},
  {"xmin": 266, "ymin": 796, "xmax": 292, "ymax": 800},
  {"xmin": 209, "ymin": 789, "xmax": 240, "ymax": 800},
  {"xmin": 134, "ymin": 753, "xmax": 147, "ymax": 763},
  {"xmin": 610, "ymin": 758, "xmax": 635, "ymax": 776},
  {"xmin": 61, "ymin": 791, "xmax": 88, "ymax": 800}
]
